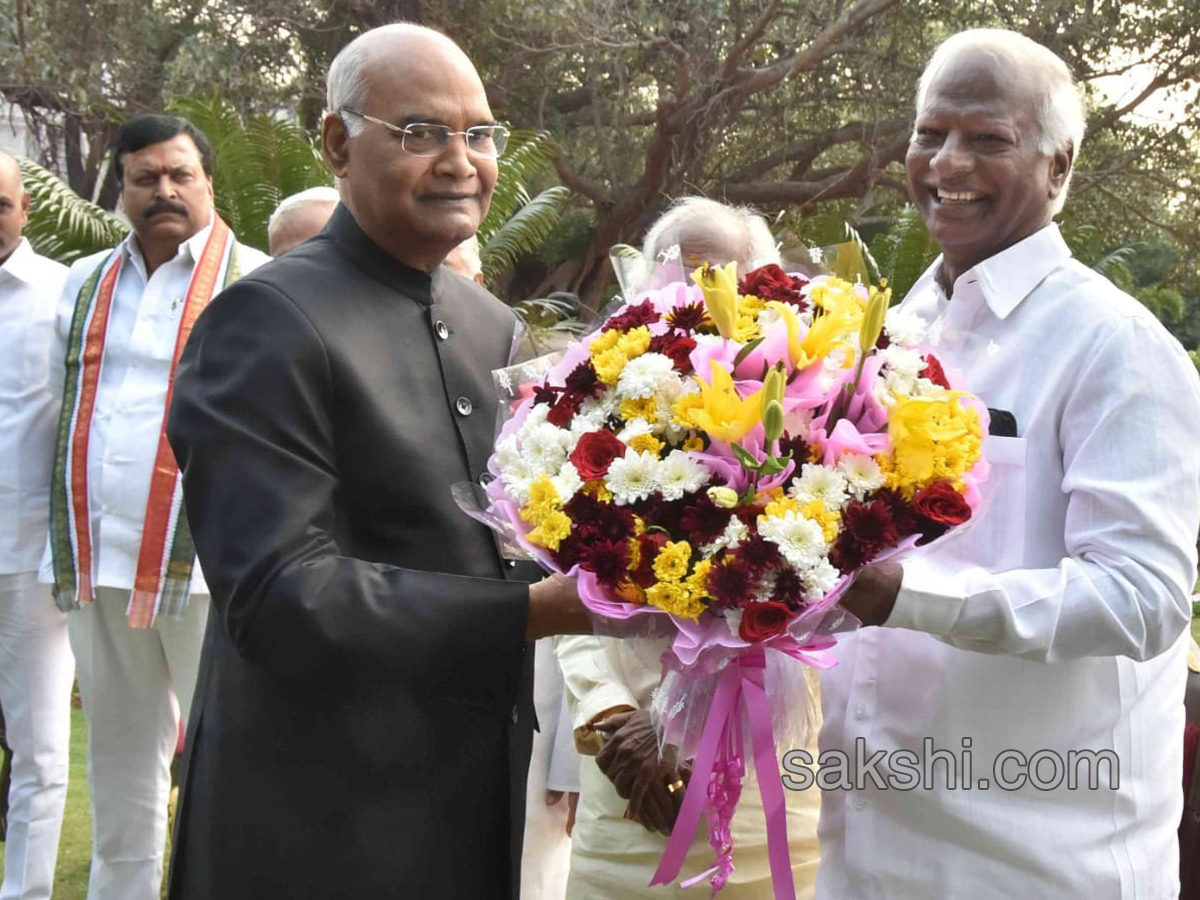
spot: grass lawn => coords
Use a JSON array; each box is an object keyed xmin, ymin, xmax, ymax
[{"xmin": 0, "ymin": 706, "xmax": 170, "ymax": 899}]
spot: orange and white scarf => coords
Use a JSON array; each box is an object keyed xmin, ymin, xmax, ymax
[{"xmin": 49, "ymin": 216, "xmax": 240, "ymax": 627}]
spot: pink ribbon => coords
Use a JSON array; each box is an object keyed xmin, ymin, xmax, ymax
[{"xmin": 650, "ymin": 649, "xmax": 796, "ymax": 899}]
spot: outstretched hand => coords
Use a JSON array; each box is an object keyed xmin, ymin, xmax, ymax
[
  {"xmin": 593, "ymin": 709, "xmax": 688, "ymax": 836},
  {"xmin": 526, "ymin": 574, "xmax": 591, "ymax": 640}
]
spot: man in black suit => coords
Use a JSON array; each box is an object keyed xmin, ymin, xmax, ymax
[{"xmin": 165, "ymin": 23, "xmax": 588, "ymax": 899}]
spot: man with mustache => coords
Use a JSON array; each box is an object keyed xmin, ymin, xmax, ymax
[
  {"xmin": 41, "ymin": 114, "xmax": 268, "ymax": 900},
  {"xmin": 822, "ymin": 30, "xmax": 1200, "ymax": 898}
]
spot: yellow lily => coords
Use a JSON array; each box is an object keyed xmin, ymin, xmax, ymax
[
  {"xmin": 688, "ymin": 359, "xmax": 763, "ymax": 444},
  {"xmin": 692, "ymin": 262, "xmax": 740, "ymax": 340}
]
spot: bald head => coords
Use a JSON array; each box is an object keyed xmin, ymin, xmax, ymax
[
  {"xmin": 0, "ymin": 151, "xmax": 29, "ymax": 264},
  {"xmin": 322, "ymin": 24, "xmax": 498, "ymax": 272}
]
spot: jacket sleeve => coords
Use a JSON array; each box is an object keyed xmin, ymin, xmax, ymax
[{"xmin": 168, "ymin": 279, "xmax": 529, "ymax": 706}]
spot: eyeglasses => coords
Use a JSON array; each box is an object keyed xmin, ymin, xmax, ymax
[{"xmin": 340, "ymin": 109, "xmax": 509, "ymax": 158}]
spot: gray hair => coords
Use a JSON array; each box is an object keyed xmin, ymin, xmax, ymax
[
  {"xmin": 915, "ymin": 29, "xmax": 1086, "ymax": 213},
  {"xmin": 268, "ymin": 186, "xmax": 340, "ymax": 236},
  {"xmin": 326, "ymin": 36, "xmax": 374, "ymax": 137},
  {"xmin": 642, "ymin": 197, "xmax": 780, "ymax": 270}
]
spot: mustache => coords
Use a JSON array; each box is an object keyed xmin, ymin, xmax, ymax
[{"xmin": 143, "ymin": 200, "xmax": 189, "ymax": 219}]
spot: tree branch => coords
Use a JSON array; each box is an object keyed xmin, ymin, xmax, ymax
[
  {"xmin": 725, "ymin": 116, "xmax": 909, "ymax": 183},
  {"xmin": 720, "ymin": 0, "xmax": 783, "ymax": 78}
]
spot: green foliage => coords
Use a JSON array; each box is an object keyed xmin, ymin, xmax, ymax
[
  {"xmin": 170, "ymin": 98, "xmax": 332, "ymax": 253},
  {"xmin": 19, "ymin": 159, "xmax": 128, "ymax": 264},
  {"xmin": 868, "ymin": 208, "xmax": 939, "ymax": 301}
]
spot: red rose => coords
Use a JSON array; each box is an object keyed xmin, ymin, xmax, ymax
[
  {"xmin": 919, "ymin": 353, "xmax": 951, "ymax": 389},
  {"xmin": 738, "ymin": 601, "xmax": 793, "ymax": 642},
  {"xmin": 738, "ymin": 264, "xmax": 809, "ymax": 308},
  {"xmin": 912, "ymin": 481, "xmax": 971, "ymax": 526},
  {"xmin": 569, "ymin": 431, "xmax": 627, "ymax": 481}
]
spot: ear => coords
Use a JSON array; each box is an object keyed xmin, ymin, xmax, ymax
[
  {"xmin": 18, "ymin": 189, "xmax": 30, "ymax": 226},
  {"xmin": 323, "ymin": 113, "xmax": 351, "ymax": 178},
  {"xmin": 1047, "ymin": 142, "xmax": 1073, "ymax": 200}
]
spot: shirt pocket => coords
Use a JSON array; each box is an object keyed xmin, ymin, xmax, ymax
[{"xmin": 974, "ymin": 435, "xmax": 1028, "ymax": 571}]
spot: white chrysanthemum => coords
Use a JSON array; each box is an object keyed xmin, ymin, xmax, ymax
[
  {"xmin": 579, "ymin": 391, "xmax": 621, "ymax": 422},
  {"xmin": 884, "ymin": 306, "xmax": 927, "ymax": 347},
  {"xmin": 789, "ymin": 464, "xmax": 849, "ymax": 508},
  {"xmin": 879, "ymin": 345, "xmax": 924, "ymax": 379},
  {"xmin": 521, "ymin": 403, "xmax": 550, "ymax": 429},
  {"xmin": 837, "ymin": 453, "xmax": 885, "ymax": 496},
  {"xmin": 551, "ymin": 461, "xmax": 584, "ymax": 502},
  {"xmin": 494, "ymin": 435, "xmax": 523, "ymax": 473},
  {"xmin": 616, "ymin": 352, "xmax": 676, "ymax": 400},
  {"xmin": 656, "ymin": 450, "xmax": 709, "ymax": 501},
  {"xmin": 522, "ymin": 421, "xmax": 572, "ymax": 475},
  {"xmin": 702, "ymin": 516, "xmax": 749, "ymax": 558},
  {"xmin": 606, "ymin": 450, "xmax": 660, "ymax": 505},
  {"xmin": 801, "ymin": 558, "xmax": 840, "ymax": 599},
  {"xmin": 758, "ymin": 511, "xmax": 827, "ymax": 569},
  {"xmin": 569, "ymin": 410, "xmax": 608, "ymax": 441},
  {"xmin": 617, "ymin": 418, "xmax": 655, "ymax": 444}
]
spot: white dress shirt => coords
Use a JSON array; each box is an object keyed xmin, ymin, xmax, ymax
[
  {"xmin": 818, "ymin": 225, "xmax": 1200, "ymax": 899},
  {"xmin": 39, "ymin": 220, "xmax": 268, "ymax": 594},
  {"xmin": 0, "ymin": 238, "xmax": 68, "ymax": 574}
]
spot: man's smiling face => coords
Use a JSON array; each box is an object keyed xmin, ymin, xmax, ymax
[{"xmin": 906, "ymin": 50, "xmax": 1071, "ymax": 285}]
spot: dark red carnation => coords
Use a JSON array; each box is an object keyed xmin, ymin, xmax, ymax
[
  {"xmin": 736, "ymin": 535, "xmax": 783, "ymax": 576},
  {"xmin": 649, "ymin": 333, "xmax": 697, "ymax": 374},
  {"xmin": 875, "ymin": 488, "xmax": 919, "ymax": 536},
  {"xmin": 830, "ymin": 499, "xmax": 900, "ymax": 574},
  {"xmin": 582, "ymin": 538, "xmax": 632, "ymax": 588},
  {"xmin": 569, "ymin": 431, "xmax": 627, "ymax": 481},
  {"xmin": 629, "ymin": 532, "xmax": 670, "ymax": 588},
  {"xmin": 632, "ymin": 496, "xmax": 687, "ymax": 534},
  {"xmin": 739, "ymin": 264, "xmax": 809, "ymax": 310},
  {"xmin": 772, "ymin": 569, "xmax": 808, "ymax": 610},
  {"xmin": 776, "ymin": 432, "xmax": 810, "ymax": 468},
  {"xmin": 919, "ymin": 353, "xmax": 951, "ymax": 389},
  {"xmin": 707, "ymin": 559, "xmax": 756, "ymax": 607},
  {"xmin": 602, "ymin": 299, "xmax": 660, "ymax": 333},
  {"xmin": 564, "ymin": 361, "xmax": 602, "ymax": 398},
  {"xmin": 678, "ymin": 496, "xmax": 733, "ymax": 546},
  {"xmin": 666, "ymin": 302, "xmax": 711, "ymax": 333},
  {"xmin": 565, "ymin": 492, "xmax": 636, "ymax": 543},
  {"xmin": 738, "ymin": 601, "xmax": 793, "ymax": 642},
  {"xmin": 532, "ymin": 381, "xmax": 560, "ymax": 407},
  {"xmin": 912, "ymin": 482, "xmax": 971, "ymax": 526}
]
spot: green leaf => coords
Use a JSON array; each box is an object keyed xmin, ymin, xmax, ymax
[
  {"xmin": 19, "ymin": 160, "xmax": 129, "ymax": 264},
  {"xmin": 732, "ymin": 336, "xmax": 765, "ymax": 368},
  {"xmin": 731, "ymin": 443, "xmax": 762, "ymax": 471}
]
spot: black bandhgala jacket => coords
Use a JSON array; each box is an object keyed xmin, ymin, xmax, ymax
[{"xmin": 166, "ymin": 204, "xmax": 535, "ymax": 899}]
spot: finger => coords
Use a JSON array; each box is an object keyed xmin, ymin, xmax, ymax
[{"xmin": 630, "ymin": 776, "xmax": 674, "ymax": 835}]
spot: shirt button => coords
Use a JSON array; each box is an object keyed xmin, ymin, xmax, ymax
[
  {"xmin": 852, "ymin": 797, "xmax": 866, "ymax": 810},
  {"xmin": 854, "ymin": 703, "xmax": 868, "ymax": 720},
  {"xmin": 511, "ymin": 706, "xmax": 519, "ymax": 725},
  {"xmin": 435, "ymin": 320, "xmax": 449, "ymax": 340},
  {"xmin": 506, "ymin": 560, "xmax": 517, "ymax": 569},
  {"xmin": 456, "ymin": 397, "xmax": 473, "ymax": 416}
]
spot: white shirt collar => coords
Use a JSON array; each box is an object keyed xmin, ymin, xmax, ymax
[
  {"xmin": 120, "ymin": 214, "xmax": 215, "ymax": 278},
  {"xmin": 910, "ymin": 223, "xmax": 1072, "ymax": 319},
  {"xmin": 0, "ymin": 238, "xmax": 39, "ymax": 284}
]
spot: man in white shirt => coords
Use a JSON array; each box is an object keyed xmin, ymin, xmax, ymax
[
  {"xmin": 0, "ymin": 150, "xmax": 74, "ymax": 900},
  {"xmin": 41, "ymin": 115, "xmax": 268, "ymax": 900},
  {"xmin": 819, "ymin": 30, "xmax": 1200, "ymax": 899}
]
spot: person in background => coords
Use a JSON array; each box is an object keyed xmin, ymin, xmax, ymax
[
  {"xmin": 266, "ymin": 186, "xmax": 339, "ymax": 257},
  {"xmin": 556, "ymin": 196, "xmax": 822, "ymax": 899},
  {"xmin": 0, "ymin": 149, "xmax": 75, "ymax": 900},
  {"xmin": 821, "ymin": 30, "xmax": 1200, "ymax": 899},
  {"xmin": 445, "ymin": 233, "xmax": 485, "ymax": 285},
  {"xmin": 41, "ymin": 115, "xmax": 269, "ymax": 900}
]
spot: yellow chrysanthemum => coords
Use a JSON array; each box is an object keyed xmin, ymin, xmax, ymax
[
  {"xmin": 686, "ymin": 559, "xmax": 713, "ymax": 600},
  {"xmin": 764, "ymin": 496, "xmax": 800, "ymax": 518},
  {"xmin": 526, "ymin": 510, "xmax": 572, "ymax": 550},
  {"xmin": 589, "ymin": 329, "xmax": 622, "ymax": 355},
  {"xmin": 519, "ymin": 476, "xmax": 562, "ymax": 525},
  {"xmin": 615, "ymin": 580, "xmax": 646, "ymax": 604},
  {"xmin": 593, "ymin": 347, "xmax": 628, "ymax": 385},
  {"xmin": 682, "ymin": 435, "xmax": 705, "ymax": 453},
  {"xmin": 627, "ymin": 537, "xmax": 642, "ymax": 572},
  {"xmin": 583, "ymin": 481, "xmax": 613, "ymax": 502},
  {"xmin": 616, "ymin": 326, "xmax": 652, "ymax": 358},
  {"xmin": 620, "ymin": 396, "xmax": 660, "ymax": 424},
  {"xmin": 800, "ymin": 499, "xmax": 840, "ymax": 543},
  {"xmin": 653, "ymin": 541, "xmax": 693, "ymax": 582},
  {"xmin": 672, "ymin": 392, "xmax": 706, "ymax": 428},
  {"xmin": 645, "ymin": 581, "xmax": 706, "ymax": 619},
  {"xmin": 628, "ymin": 433, "xmax": 665, "ymax": 456}
]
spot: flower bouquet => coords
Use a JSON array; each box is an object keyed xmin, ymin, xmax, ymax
[{"xmin": 469, "ymin": 257, "xmax": 988, "ymax": 897}]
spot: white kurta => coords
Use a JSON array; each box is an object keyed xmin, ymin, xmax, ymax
[
  {"xmin": 558, "ymin": 634, "xmax": 822, "ymax": 898},
  {"xmin": 818, "ymin": 224, "xmax": 1200, "ymax": 899}
]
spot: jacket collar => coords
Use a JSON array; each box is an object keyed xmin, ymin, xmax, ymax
[{"xmin": 323, "ymin": 204, "xmax": 434, "ymax": 306}]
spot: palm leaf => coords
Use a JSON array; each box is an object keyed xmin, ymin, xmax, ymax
[
  {"xmin": 479, "ymin": 130, "xmax": 558, "ymax": 244},
  {"xmin": 871, "ymin": 207, "xmax": 938, "ymax": 300},
  {"xmin": 19, "ymin": 159, "xmax": 128, "ymax": 264},
  {"xmin": 481, "ymin": 185, "xmax": 571, "ymax": 285}
]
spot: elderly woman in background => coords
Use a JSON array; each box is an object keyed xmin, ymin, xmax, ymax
[{"xmin": 556, "ymin": 196, "xmax": 822, "ymax": 898}]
